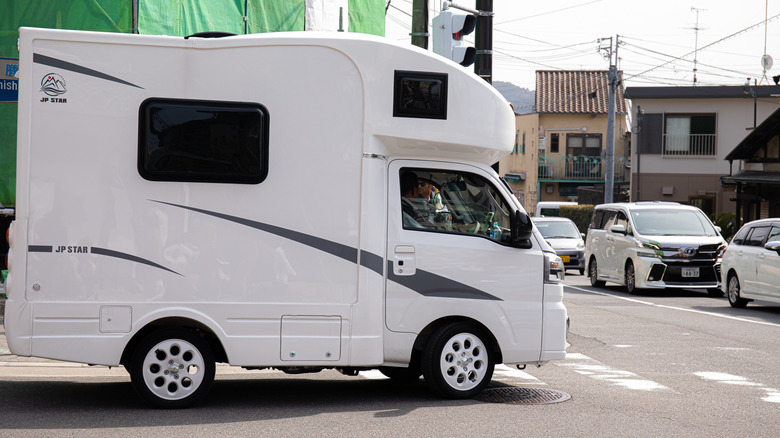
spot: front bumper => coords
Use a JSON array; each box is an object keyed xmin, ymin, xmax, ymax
[
  {"xmin": 554, "ymin": 249, "xmax": 585, "ymax": 272},
  {"xmin": 634, "ymin": 255, "xmax": 721, "ymax": 289}
]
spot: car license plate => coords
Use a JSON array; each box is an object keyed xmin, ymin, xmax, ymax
[
  {"xmin": 682, "ymin": 267, "xmax": 700, "ymax": 278},
  {"xmin": 560, "ymin": 255, "xmax": 570, "ymax": 263}
]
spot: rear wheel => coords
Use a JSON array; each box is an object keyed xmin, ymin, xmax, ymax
[
  {"xmin": 727, "ymin": 273, "xmax": 748, "ymax": 308},
  {"xmin": 422, "ymin": 322, "xmax": 494, "ymax": 399},
  {"xmin": 130, "ymin": 328, "xmax": 215, "ymax": 408},
  {"xmin": 624, "ymin": 261, "xmax": 637, "ymax": 294},
  {"xmin": 589, "ymin": 257, "xmax": 605, "ymax": 287}
]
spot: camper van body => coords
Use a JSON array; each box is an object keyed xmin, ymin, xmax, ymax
[{"xmin": 6, "ymin": 28, "xmax": 567, "ymax": 407}]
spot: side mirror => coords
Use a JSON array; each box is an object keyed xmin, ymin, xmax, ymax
[
  {"xmin": 765, "ymin": 240, "xmax": 780, "ymax": 256},
  {"xmin": 609, "ymin": 224, "xmax": 627, "ymax": 235},
  {"xmin": 511, "ymin": 210, "xmax": 533, "ymax": 248}
]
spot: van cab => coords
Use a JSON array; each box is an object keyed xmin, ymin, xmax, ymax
[{"xmin": 584, "ymin": 202, "xmax": 726, "ymax": 295}]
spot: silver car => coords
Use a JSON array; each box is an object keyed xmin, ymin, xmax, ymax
[
  {"xmin": 721, "ymin": 218, "xmax": 780, "ymax": 308},
  {"xmin": 533, "ymin": 217, "xmax": 586, "ymax": 275}
]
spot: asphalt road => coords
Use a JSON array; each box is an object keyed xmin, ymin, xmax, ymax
[{"xmin": 1, "ymin": 274, "xmax": 779, "ymax": 437}]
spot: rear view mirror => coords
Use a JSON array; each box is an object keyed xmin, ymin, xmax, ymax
[
  {"xmin": 443, "ymin": 181, "xmax": 466, "ymax": 192},
  {"xmin": 765, "ymin": 241, "xmax": 780, "ymax": 256},
  {"xmin": 511, "ymin": 210, "xmax": 533, "ymax": 248}
]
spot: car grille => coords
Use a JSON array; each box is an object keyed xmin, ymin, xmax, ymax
[{"xmin": 654, "ymin": 243, "xmax": 722, "ymax": 285}]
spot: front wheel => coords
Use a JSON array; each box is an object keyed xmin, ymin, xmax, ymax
[
  {"xmin": 422, "ymin": 322, "xmax": 494, "ymax": 399},
  {"xmin": 727, "ymin": 274, "xmax": 749, "ymax": 308},
  {"xmin": 625, "ymin": 261, "xmax": 638, "ymax": 294},
  {"xmin": 130, "ymin": 328, "xmax": 216, "ymax": 408}
]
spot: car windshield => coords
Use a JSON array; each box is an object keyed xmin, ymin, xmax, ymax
[
  {"xmin": 535, "ymin": 220, "xmax": 581, "ymax": 239},
  {"xmin": 629, "ymin": 209, "xmax": 717, "ymax": 236}
]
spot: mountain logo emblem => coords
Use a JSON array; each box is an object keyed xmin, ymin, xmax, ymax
[{"xmin": 40, "ymin": 73, "xmax": 67, "ymax": 96}]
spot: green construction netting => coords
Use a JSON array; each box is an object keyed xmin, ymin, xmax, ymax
[
  {"xmin": 0, "ymin": 0, "xmax": 132, "ymax": 207},
  {"xmin": 0, "ymin": 0, "xmax": 385, "ymax": 207}
]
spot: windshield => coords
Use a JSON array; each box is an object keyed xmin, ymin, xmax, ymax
[
  {"xmin": 629, "ymin": 209, "xmax": 717, "ymax": 236},
  {"xmin": 535, "ymin": 220, "xmax": 581, "ymax": 239}
]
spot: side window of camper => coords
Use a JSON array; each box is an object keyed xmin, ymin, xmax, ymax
[
  {"xmin": 400, "ymin": 168, "xmax": 512, "ymax": 244},
  {"xmin": 393, "ymin": 71, "xmax": 448, "ymax": 120},
  {"xmin": 138, "ymin": 98, "xmax": 269, "ymax": 184}
]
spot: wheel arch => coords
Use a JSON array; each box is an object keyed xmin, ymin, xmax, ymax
[
  {"xmin": 412, "ymin": 316, "xmax": 503, "ymax": 366},
  {"xmin": 120, "ymin": 317, "xmax": 228, "ymax": 367}
]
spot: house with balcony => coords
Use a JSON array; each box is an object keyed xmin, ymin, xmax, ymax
[
  {"xmin": 499, "ymin": 70, "xmax": 629, "ymax": 214},
  {"xmin": 625, "ymin": 85, "xmax": 780, "ymax": 217}
]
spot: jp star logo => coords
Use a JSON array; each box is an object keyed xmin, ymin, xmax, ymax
[{"xmin": 40, "ymin": 73, "xmax": 66, "ymax": 96}]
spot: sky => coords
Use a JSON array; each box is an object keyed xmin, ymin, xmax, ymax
[{"xmin": 384, "ymin": 0, "xmax": 780, "ymax": 90}]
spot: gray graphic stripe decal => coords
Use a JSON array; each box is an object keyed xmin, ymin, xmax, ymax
[
  {"xmin": 152, "ymin": 200, "xmax": 358, "ymax": 264},
  {"xmin": 154, "ymin": 200, "xmax": 501, "ymax": 301},
  {"xmin": 33, "ymin": 53, "xmax": 144, "ymax": 89},
  {"xmin": 387, "ymin": 261, "xmax": 502, "ymax": 301},
  {"xmin": 91, "ymin": 247, "xmax": 182, "ymax": 276},
  {"xmin": 29, "ymin": 245, "xmax": 53, "ymax": 253}
]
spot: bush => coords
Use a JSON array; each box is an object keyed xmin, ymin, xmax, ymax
[
  {"xmin": 560, "ymin": 205, "xmax": 594, "ymax": 235},
  {"xmin": 710, "ymin": 212, "xmax": 737, "ymax": 241}
]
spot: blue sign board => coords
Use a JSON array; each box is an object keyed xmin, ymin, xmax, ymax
[{"xmin": 1, "ymin": 58, "xmax": 19, "ymax": 102}]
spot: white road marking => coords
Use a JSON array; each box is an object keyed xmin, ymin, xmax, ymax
[
  {"xmin": 558, "ymin": 353, "xmax": 670, "ymax": 392},
  {"xmin": 694, "ymin": 371, "xmax": 780, "ymax": 403},
  {"xmin": 492, "ymin": 364, "xmax": 545, "ymax": 384},
  {"xmin": 566, "ymin": 285, "xmax": 780, "ymax": 328}
]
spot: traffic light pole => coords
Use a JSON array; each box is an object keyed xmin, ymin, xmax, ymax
[
  {"xmin": 411, "ymin": 0, "xmax": 429, "ymax": 49},
  {"xmin": 474, "ymin": 0, "xmax": 493, "ymax": 84}
]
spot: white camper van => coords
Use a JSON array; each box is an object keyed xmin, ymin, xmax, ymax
[{"xmin": 6, "ymin": 27, "xmax": 568, "ymax": 408}]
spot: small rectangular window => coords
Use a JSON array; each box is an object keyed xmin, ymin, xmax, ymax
[
  {"xmin": 393, "ymin": 71, "xmax": 448, "ymax": 120},
  {"xmin": 139, "ymin": 98, "xmax": 269, "ymax": 184},
  {"xmin": 550, "ymin": 133, "xmax": 559, "ymax": 153}
]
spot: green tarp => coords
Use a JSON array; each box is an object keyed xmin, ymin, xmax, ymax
[{"xmin": 0, "ymin": 0, "xmax": 385, "ymax": 208}]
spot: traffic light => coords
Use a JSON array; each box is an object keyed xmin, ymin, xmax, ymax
[{"xmin": 432, "ymin": 9, "xmax": 476, "ymax": 67}]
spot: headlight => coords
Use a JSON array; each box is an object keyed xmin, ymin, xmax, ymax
[
  {"xmin": 576, "ymin": 241, "xmax": 585, "ymax": 250},
  {"xmin": 635, "ymin": 239, "xmax": 662, "ymax": 258},
  {"xmin": 544, "ymin": 252, "xmax": 565, "ymax": 283}
]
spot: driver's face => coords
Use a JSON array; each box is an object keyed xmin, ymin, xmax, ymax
[{"xmin": 417, "ymin": 181, "xmax": 432, "ymax": 199}]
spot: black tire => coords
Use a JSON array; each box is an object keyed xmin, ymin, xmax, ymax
[
  {"xmin": 378, "ymin": 366, "xmax": 422, "ymax": 383},
  {"xmin": 625, "ymin": 260, "xmax": 638, "ymax": 294},
  {"xmin": 589, "ymin": 257, "xmax": 606, "ymax": 287},
  {"xmin": 727, "ymin": 273, "xmax": 749, "ymax": 308},
  {"xmin": 707, "ymin": 288, "xmax": 725, "ymax": 297},
  {"xmin": 130, "ymin": 328, "xmax": 216, "ymax": 408},
  {"xmin": 579, "ymin": 269, "xmax": 585, "ymax": 276},
  {"xmin": 422, "ymin": 322, "xmax": 494, "ymax": 399}
]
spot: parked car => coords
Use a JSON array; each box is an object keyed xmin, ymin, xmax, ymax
[
  {"xmin": 533, "ymin": 217, "xmax": 586, "ymax": 274},
  {"xmin": 721, "ymin": 218, "xmax": 780, "ymax": 308},
  {"xmin": 584, "ymin": 202, "xmax": 727, "ymax": 295}
]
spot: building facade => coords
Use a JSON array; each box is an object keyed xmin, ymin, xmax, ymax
[
  {"xmin": 500, "ymin": 70, "xmax": 629, "ymax": 215},
  {"xmin": 626, "ymin": 85, "xmax": 780, "ymax": 217}
]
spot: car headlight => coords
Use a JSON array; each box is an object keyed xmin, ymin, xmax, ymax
[
  {"xmin": 576, "ymin": 241, "xmax": 585, "ymax": 250},
  {"xmin": 635, "ymin": 239, "xmax": 662, "ymax": 258},
  {"xmin": 544, "ymin": 252, "xmax": 565, "ymax": 283}
]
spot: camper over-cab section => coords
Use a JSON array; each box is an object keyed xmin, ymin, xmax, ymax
[{"xmin": 7, "ymin": 28, "xmax": 567, "ymax": 408}]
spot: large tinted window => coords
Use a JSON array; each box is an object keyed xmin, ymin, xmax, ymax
[
  {"xmin": 139, "ymin": 98, "xmax": 269, "ymax": 184},
  {"xmin": 393, "ymin": 71, "xmax": 448, "ymax": 120},
  {"xmin": 745, "ymin": 226, "xmax": 770, "ymax": 246},
  {"xmin": 400, "ymin": 168, "xmax": 513, "ymax": 244}
]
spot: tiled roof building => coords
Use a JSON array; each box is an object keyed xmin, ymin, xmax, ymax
[{"xmin": 535, "ymin": 70, "xmax": 627, "ymax": 115}]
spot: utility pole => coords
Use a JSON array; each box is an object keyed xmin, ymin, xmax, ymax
[
  {"xmin": 691, "ymin": 7, "xmax": 705, "ymax": 86},
  {"xmin": 411, "ymin": 0, "xmax": 429, "ymax": 49},
  {"xmin": 600, "ymin": 36, "xmax": 619, "ymax": 204},
  {"xmin": 474, "ymin": 0, "xmax": 493, "ymax": 84}
]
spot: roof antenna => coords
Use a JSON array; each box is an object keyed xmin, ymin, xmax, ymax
[{"xmin": 691, "ymin": 7, "xmax": 706, "ymax": 86}]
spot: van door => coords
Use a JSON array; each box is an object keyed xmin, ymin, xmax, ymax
[
  {"xmin": 608, "ymin": 211, "xmax": 633, "ymax": 281},
  {"xmin": 385, "ymin": 161, "xmax": 544, "ymax": 357}
]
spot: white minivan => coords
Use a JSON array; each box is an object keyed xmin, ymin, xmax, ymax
[{"xmin": 584, "ymin": 202, "xmax": 726, "ymax": 295}]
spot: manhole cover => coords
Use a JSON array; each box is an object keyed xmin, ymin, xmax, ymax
[{"xmin": 476, "ymin": 387, "xmax": 571, "ymax": 405}]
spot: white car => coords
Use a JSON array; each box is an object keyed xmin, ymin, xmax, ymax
[
  {"xmin": 584, "ymin": 202, "xmax": 727, "ymax": 295},
  {"xmin": 721, "ymin": 218, "xmax": 780, "ymax": 308},
  {"xmin": 533, "ymin": 217, "xmax": 586, "ymax": 274}
]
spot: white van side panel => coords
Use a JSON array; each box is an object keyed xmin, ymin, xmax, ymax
[{"xmin": 14, "ymin": 33, "xmax": 367, "ymax": 366}]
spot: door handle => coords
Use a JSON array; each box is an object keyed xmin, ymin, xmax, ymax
[{"xmin": 393, "ymin": 245, "xmax": 416, "ymax": 276}]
